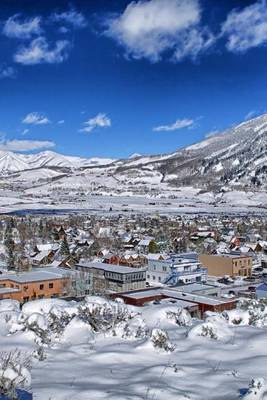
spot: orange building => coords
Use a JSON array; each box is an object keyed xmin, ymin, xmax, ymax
[{"xmin": 0, "ymin": 270, "xmax": 70, "ymax": 303}]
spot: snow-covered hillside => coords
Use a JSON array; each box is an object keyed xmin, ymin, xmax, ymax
[
  {"xmin": 0, "ymin": 150, "xmax": 115, "ymax": 174},
  {"xmin": 0, "ymin": 114, "xmax": 266, "ymax": 211},
  {"xmin": 1, "ymin": 296, "xmax": 267, "ymax": 399}
]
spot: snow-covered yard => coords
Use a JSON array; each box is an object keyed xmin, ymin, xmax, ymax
[{"xmin": 0, "ymin": 297, "xmax": 267, "ymax": 399}]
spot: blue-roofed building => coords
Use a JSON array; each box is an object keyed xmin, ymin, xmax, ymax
[{"xmin": 256, "ymin": 283, "xmax": 267, "ymax": 299}]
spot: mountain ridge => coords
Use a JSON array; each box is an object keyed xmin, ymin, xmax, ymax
[{"xmin": 0, "ymin": 114, "xmax": 266, "ymax": 197}]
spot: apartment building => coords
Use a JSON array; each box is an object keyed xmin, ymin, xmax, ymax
[
  {"xmin": 0, "ymin": 270, "xmax": 70, "ymax": 303},
  {"xmin": 147, "ymin": 253, "xmax": 207, "ymax": 285},
  {"xmin": 199, "ymin": 254, "xmax": 252, "ymax": 277}
]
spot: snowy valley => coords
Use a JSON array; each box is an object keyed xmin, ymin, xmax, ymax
[{"xmin": 0, "ymin": 114, "xmax": 266, "ymax": 214}]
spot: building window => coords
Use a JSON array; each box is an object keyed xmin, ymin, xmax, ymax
[
  {"xmin": 162, "ymin": 266, "xmax": 167, "ymax": 272},
  {"xmin": 153, "ymin": 276, "xmax": 156, "ymax": 280},
  {"xmin": 158, "ymin": 277, "xmax": 161, "ymax": 282},
  {"xmin": 39, "ymin": 284, "xmax": 44, "ymax": 290},
  {"xmin": 49, "ymin": 283, "xmax": 53, "ymax": 289},
  {"xmin": 147, "ymin": 274, "xmax": 150, "ymax": 279}
]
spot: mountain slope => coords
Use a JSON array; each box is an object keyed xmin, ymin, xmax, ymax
[
  {"xmin": 110, "ymin": 113, "xmax": 267, "ymax": 192},
  {"xmin": 0, "ymin": 150, "xmax": 116, "ymax": 174},
  {"xmin": 0, "ymin": 114, "xmax": 266, "ymax": 198}
]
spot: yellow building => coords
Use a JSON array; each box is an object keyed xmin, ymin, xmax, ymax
[{"xmin": 199, "ymin": 254, "xmax": 252, "ymax": 278}]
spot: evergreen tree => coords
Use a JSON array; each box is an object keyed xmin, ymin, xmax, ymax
[
  {"xmin": 60, "ymin": 236, "xmax": 70, "ymax": 257},
  {"xmin": 4, "ymin": 222, "xmax": 15, "ymax": 270},
  {"xmin": 148, "ymin": 240, "xmax": 158, "ymax": 254}
]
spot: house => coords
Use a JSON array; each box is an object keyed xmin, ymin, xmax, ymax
[
  {"xmin": 33, "ymin": 243, "xmax": 59, "ymax": 254},
  {"xmin": 147, "ymin": 253, "xmax": 207, "ymax": 285},
  {"xmin": 53, "ymin": 226, "xmax": 66, "ymax": 241},
  {"xmin": 75, "ymin": 261, "xmax": 147, "ymax": 293},
  {"xmin": 137, "ymin": 238, "xmax": 154, "ymax": 253},
  {"xmin": 31, "ymin": 250, "xmax": 55, "ymax": 267},
  {"xmin": 98, "ymin": 251, "xmax": 121, "ymax": 265},
  {"xmin": 119, "ymin": 253, "xmax": 146, "ymax": 268},
  {"xmin": 199, "ymin": 254, "xmax": 252, "ymax": 277}
]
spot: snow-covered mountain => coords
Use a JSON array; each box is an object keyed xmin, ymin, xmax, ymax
[
  {"xmin": 0, "ymin": 114, "xmax": 266, "ymax": 199},
  {"xmin": 109, "ymin": 113, "xmax": 267, "ymax": 192},
  {"xmin": 149, "ymin": 113, "xmax": 267, "ymax": 190},
  {"xmin": 0, "ymin": 150, "xmax": 116, "ymax": 173}
]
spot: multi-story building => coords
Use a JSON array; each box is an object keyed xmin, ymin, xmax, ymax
[
  {"xmin": 199, "ymin": 254, "xmax": 253, "ymax": 277},
  {"xmin": 75, "ymin": 261, "xmax": 147, "ymax": 293},
  {"xmin": 0, "ymin": 270, "xmax": 70, "ymax": 303},
  {"xmin": 147, "ymin": 253, "xmax": 207, "ymax": 285}
]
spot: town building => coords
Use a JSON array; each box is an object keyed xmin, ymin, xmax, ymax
[
  {"xmin": 112, "ymin": 286, "xmax": 236, "ymax": 318},
  {"xmin": 147, "ymin": 253, "xmax": 207, "ymax": 285},
  {"xmin": 199, "ymin": 254, "xmax": 252, "ymax": 277},
  {"xmin": 75, "ymin": 261, "xmax": 147, "ymax": 293},
  {"xmin": 0, "ymin": 270, "xmax": 70, "ymax": 303}
]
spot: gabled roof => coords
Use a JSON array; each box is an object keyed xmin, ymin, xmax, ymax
[{"xmin": 31, "ymin": 250, "xmax": 53, "ymax": 262}]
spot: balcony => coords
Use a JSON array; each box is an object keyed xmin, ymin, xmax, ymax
[
  {"xmin": 164, "ymin": 267, "xmax": 207, "ymax": 285},
  {"xmin": 171, "ymin": 267, "xmax": 207, "ymax": 277}
]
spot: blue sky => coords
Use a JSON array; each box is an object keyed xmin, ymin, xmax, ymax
[{"xmin": 0, "ymin": 0, "xmax": 267, "ymax": 158}]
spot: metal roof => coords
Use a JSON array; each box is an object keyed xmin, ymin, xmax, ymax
[{"xmin": 77, "ymin": 261, "xmax": 147, "ymax": 274}]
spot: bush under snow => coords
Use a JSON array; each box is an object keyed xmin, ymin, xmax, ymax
[
  {"xmin": 166, "ymin": 307, "xmax": 192, "ymax": 327},
  {"xmin": 242, "ymin": 378, "xmax": 267, "ymax": 399},
  {"xmin": 188, "ymin": 313, "xmax": 233, "ymax": 341},
  {"xmin": 150, "ymin": 328, "xmax": 175, "ymax": 352},
  {"xmin": 0, "ymin": 350, "xmax": 31, "ymax": 400}
]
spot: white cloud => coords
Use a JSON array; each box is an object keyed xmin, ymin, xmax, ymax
[
  {"xmin": 173, "ymin": 27, "xmax": 214, "ymax": 62},
  {"xmin": 0, "ymin": 65, "xmax": 16, "ymax": 79},
  {"xmin": 21, "ymin": 129, "xmax": 29, "ymax": 135},
  {"xmin": 3, "ymin": 14, "xmax": 42, "ymax": 39},
  {"xmin": 153, "ymin": 118, "xmax": 194, "ymax": 131},
  {"xmin": 14, "ymin": 37, "xmax": 70, "ymax": 65},
  {"xmin": 245, "ymin": 110, "xmax": 259, "ymax": 120},
  {"xmin": 0, "ymin": 139, "xmax": 55, "ymax": 152},
  {"xmin": 57, "ymin": 120, "xmax": 65, "ymax": 124},
  {"xmin": 222, "ymin": 0, "xmax": 267, "ymax": 52},
  {"xmin": 51, "ymin": 8, "xmax": 87, "ymax": 28},
  {"xmin": 22, "ymin": 112, "xmax": 50, "ymax": 125},
  {"xmin": 105, "ymin": 0, "xmax": 214, "ymax": 62},
  {"xmin": 81, "ymin": 113, "xmax": 111, "ymax": 133}
]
